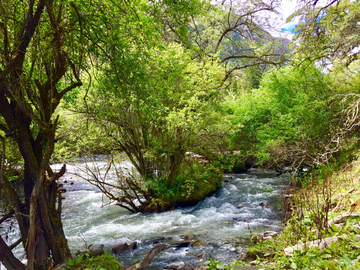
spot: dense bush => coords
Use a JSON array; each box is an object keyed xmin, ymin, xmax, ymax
[{"xmin": 225, "ymin": 65, "xmax": 337, "ymax": 169}]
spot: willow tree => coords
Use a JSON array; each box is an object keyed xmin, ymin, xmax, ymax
[{"xmin": 0, "ymin": 0, "xmax": 85, "ymax": 269}]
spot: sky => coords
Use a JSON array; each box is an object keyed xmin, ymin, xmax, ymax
[{"xmin": 277, "ymin": 0, "xmax": 299, "ymax": 38}]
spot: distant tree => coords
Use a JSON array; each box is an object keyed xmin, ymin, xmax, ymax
[{"xmin": 187, "ymin": 0, "xmax": 288, "ymax": 82}]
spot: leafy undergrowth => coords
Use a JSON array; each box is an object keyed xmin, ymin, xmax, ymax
[
  {"xmin": 62, "ymin": 253, "xmax": 122, "ymax": 270},
  {"xmin": 244, "ymin": 217, "xmax": 360, "ymax": 269},
  {"xmin": 206, "ymin": 158, "xmax": 360, "ymax": 269}
]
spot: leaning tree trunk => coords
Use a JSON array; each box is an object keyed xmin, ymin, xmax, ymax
[
  {"xmin": 0, "ymin": 0, "xmax": 83, "ymax": 268},
  {"xmin": 17, "ymin": 115, "xmax": 71, "ymax": 269},
  {"xmin": 0, "ymin": 112, "xmax": 71, "ymax": 269}
]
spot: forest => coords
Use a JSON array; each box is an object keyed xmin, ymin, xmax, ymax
[{"xmin": 1, "ymin": 0, "xmax": 360, "ymax": 269}]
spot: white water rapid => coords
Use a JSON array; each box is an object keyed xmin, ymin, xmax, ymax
[{"xmin": 0, "ymin": 159, "xmax": 289, "ymax": 269}]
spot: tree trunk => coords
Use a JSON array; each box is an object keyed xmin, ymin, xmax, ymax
[
  {"xmin": 0, "ymin": 0, "xmax": 83, "ymax": 268},
  {"xmin": 0, "ymin": 116, "xmax": 71, "ymax": 269}
]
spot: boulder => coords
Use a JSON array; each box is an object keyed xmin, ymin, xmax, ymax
[
  {"xmin": 196, "ymin": 250, "xmax": 205, "ymax": 260},
  {"xmin": 112, "ymin": 243, "xmax": 129, "ymax": 254},
  {"xmin": 129, "ymin": 241, "xmax": 137, "ymax": 250},
  {"xmin": 168, "ymin": 241, "xmax": 194, "ymax": 249},
  {"xmin": 112, "ymin": 241, "xmax": 138, "ymax": 254},
  {"xmin": 251, "ymin": 231, "xmax": 278, "ymax": 243}
]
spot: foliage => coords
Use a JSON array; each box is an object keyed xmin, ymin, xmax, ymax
[
  {"xmin": 53, "ymin": 114, "xmax": 114, "ymax": 162},
  {"xmin": 290, "ymin": 0, "xmax": 360, "ymax": 67},
  {"xmin": 225, "ymin": 65, "xmax": 337, "ymax": 169},
  {"xmin": 204, "ymin": 259, "xmax": 251, "ymax": 270},
  {"xmin": 72, "ymin": 19, "xmax": 229, "ymax": 211},
  {"xmin": 50, "ymin": 0, "xmax": 291, "ymax": 214},
  {"xmin": 186, "ymin": 0, "xmax": 288, "ymax": 81},
  {"xmin": 243, "ymin": 214, "xmax": 360, "ymax": 270},
  {"xmin": 63, "ymin": 253, "xmax": 122, "ymax": 270}
]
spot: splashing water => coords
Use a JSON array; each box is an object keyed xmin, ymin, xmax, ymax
[{"xmin": 0, "ymin": 160, "xmax": 288, "ymax": 269}]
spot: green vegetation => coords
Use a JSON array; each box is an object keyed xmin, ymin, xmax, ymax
[
  {"xmin": 63, "ymin": 253, "xmax": 122, "ymax": 270},
  {"xmin": 1, "ymin": 0, "xmax": 360, "ymax": 269},
  {"xmin": 243, "ymin": 160, "xmax": 360, "ymax": 269},
  {"xmin": 225, "ymin": 65, "xmax": 336, "ymax": 169}
]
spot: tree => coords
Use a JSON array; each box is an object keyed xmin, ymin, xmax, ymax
[
  {"xmin": 185, "ymin": 0, "xmax": 288, "ymax": 82},
  {"xmin": 290, "ymin": 0, "xmax": 360, "ymax": 67},
  {"xmin": 284, "ymin": 0, "xmax": 360, "ymax": 164},
  {"xmin": 51, "ymin": 0, "xmax": 290, "ymax": 212},
  {"xmin": 0, "ymin": 0, "xmax": 85, "ymax": 269},
  {"xmin": 69, "ymin": 5, "xmax": 229, "ymax": 212}
]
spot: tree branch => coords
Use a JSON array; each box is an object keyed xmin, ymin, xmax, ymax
[{"xmin": 0, "ymin": 209, "xmax": 14, "ymax": 225}]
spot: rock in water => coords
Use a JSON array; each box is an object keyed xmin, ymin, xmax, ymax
[
  {"xmin": 112, "ymin": 243, "xmax": 129, "ymax": 254},
  {"xmin": 89, "ymin": 244, "xmax": 104, "ymax": 257}
]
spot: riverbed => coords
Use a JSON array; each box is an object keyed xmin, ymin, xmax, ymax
[{"xmin": 0, "ymin": 160, "xmax": 288, "ymax": 269}]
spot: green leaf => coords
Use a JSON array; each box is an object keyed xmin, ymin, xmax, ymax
[
  {"xmin": 331, "ymin": 223, "xmax": 340, "ymax": 232},
  {"xmin": 75, "ymin": 255, "xmax": 83, "ymax": 264},
  {"xmin": 290, "ymin": 262, "xmax": 298, "ymax": 269},
  {"xmin": 330, "ymin": 240, "xmax": 337, "ymax": 252},
  {"xmin": 68, "ymin": 259, "xmax": 74, "ymax": 266},
  {"xmin": 322, "ymin": 253, "xmax": 333, "ymax": 259},
  {"xmin": 343, "ymin": 255, "xmax": 353, "ymax": 264},
  {"xmin": 324, "ymin": 261, "xmax": 338, "ymax": 270}
]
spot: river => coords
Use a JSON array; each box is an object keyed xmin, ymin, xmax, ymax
[{"xmin": 0, "ymin": 160, "xmax": 288, "ymax": 269}]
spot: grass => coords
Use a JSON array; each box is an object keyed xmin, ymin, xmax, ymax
[{"xmin": 206, "ymin": 156, "xmax": 360, "ymax": 269}]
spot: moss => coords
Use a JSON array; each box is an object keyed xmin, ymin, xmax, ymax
[
  {"xmin": 245, "ymin": 245, "xmax": 266, "ymax": 260},
  {"xmin": 64, "ymin": 253, "xmax": 122, "ymax": 270}
]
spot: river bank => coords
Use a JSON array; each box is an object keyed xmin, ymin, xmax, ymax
[{"xmin": 228, "ymin": 160, "xmax": 360, "ymax": 270}]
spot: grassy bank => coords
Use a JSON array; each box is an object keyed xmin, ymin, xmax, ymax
[{"xmin": 206, "ymin": 158, "xmax": 360, "ymax": 269}]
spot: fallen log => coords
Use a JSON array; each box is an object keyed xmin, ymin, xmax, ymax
[
  {"xmin": 284, "ymin": 236, "xmax": 339, "ymax": 257},
  {"xmin": 124, "ymin": 243, "xmax": 168, "ymax": 270},
  {"xmin": 327, "ymin": 213, "xmax": 360, "ymax": 226}
]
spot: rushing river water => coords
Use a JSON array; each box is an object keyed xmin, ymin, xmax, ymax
[{"xmin": 0, "ymin": 160, "xmax": 289, "ymax": 269}]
